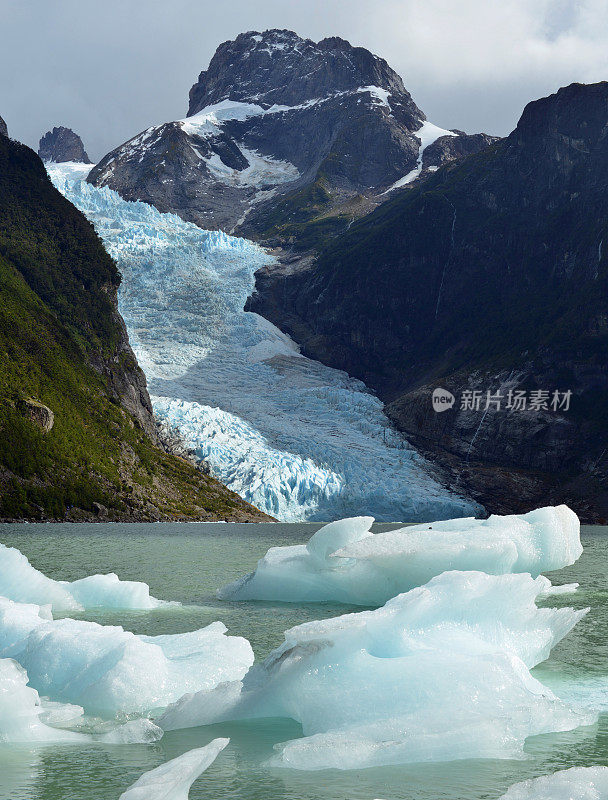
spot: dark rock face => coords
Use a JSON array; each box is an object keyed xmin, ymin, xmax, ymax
[
  {"xmin": 88, "ymin": 30, "xmax": 492, "ymax": 239},
  {"xmin": 38, "ymin": 126, "xmax": 91, "ymax": 163},
  {"xmin": 0, "ymin": 116, "xmax": 7, "ymax": 138},
  {"xmin": 247, "ymin": 82, "xmax": 608, "ymax": 521}
]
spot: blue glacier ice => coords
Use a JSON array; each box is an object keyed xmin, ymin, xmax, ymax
[
  {"xmin": 0, "ymin": 596, "xmax": 253, "ymax": 718},
  {"xmin": 219, "ymin": 505, "xmax": 582, "ymax": 605},
  {"xmin": 48, "ymin": 162, "xmax": 479, "ymax": 522},
  {"xmin": 119, "ymin": 738, "xmax": 229, "ymax": 800},
  {"xmin": 0, "ymin": 540, "xmax": 164, "ymax": 615},
  {"xmin": 497, "ymin": 768, "xmax": 608, "ymax": 800},
  {"xmin": 159, "ymin": 570, "xmax": 594, "ymax": 770}
]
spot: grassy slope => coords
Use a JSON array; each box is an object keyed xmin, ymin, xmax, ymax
[{"xmin": 0, "ymin": 136, "xmax": 269, "ymax": 521}]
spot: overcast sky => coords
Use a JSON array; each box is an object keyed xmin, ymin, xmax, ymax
[{"xmin": 2, "ymin": 0, "xmax": 608, "ymax": 160}]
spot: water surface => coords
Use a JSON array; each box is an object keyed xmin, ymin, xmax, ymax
[{"xmin": 0, "ymin": 521, "xmax": 606, "ymax": 800}]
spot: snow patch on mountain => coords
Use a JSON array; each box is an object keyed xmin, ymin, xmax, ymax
[
  {"xmin": 204, "ymin": 147, "xmax": 299, "ymax": 188},
  {"xmin": 357, "ymin": 85, "xmax": 391, "ymax": 108},
  {"xmin": 49, "ymin": 162, "xmax": 479, "ymax": 522},
  {"xmin": 388, "ymin": 121, "xmax": 458, "ymax": 190}
]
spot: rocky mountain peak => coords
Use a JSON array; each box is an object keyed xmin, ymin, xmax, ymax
[
  {"xmin": 188, "ymin": 28, "xmax": 414, "ymax": 115},
  {"xmin": 38, "ymin": 126, "xmax": 92, "ymax": 163},
  {"xmin": 514, "ymin": 82, "xmax": 608, "ymax": 139},
  {"xmin": 0, "ymin": 116, "xmax": 7, "ymax": 138},
  {"xmin": 89, "ymin": 29, "xmax": 494, "ymax": 241}
]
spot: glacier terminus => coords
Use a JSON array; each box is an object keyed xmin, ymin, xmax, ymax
[{"xmin": 49, "ymin": 161, "xmax": 478, "ymax": 522}]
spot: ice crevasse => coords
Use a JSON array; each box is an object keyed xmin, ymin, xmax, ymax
[
  {"xmin": 48, "ymin": 161, "xmax": 478, "ymax": 522},
  {"xmin": 159, "ymin": 569, "xmax": 594, "ymax": 770},
  {"xmin": 219, "ymin": 505, "xmax": 582, "ymax": 605}
]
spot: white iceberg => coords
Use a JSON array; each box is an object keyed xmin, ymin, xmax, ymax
[
  {"xmin": 0, "ymin": 657, "xmax": 81, "ymax": 743},
  {"xmin": 119, "ymin": 737, "xmax": 229, "ymax": 800},
  {"xmin": 160, "ymin": 570, "xmax": 593, "ymax": 769},
  {"xmin": 219, "ymin": 506, "xmax": 582, "ymax": 605},
  {"xmin": 0, "ymin": 540, "xmax": 164, "ymax": 614},
  {"xmin": 0, "ymin": 596, "xmax": 253, "ymax": 718},
  {"xmin": 498, "ymin": 767, "xmax": 608, "ymax": 799}
]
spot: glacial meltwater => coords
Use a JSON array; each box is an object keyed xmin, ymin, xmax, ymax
[{"xmin": 0, "ymin": 521, "xmax": 606, "ymax": 800}]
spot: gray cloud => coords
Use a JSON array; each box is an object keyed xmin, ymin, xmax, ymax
[{"xmin": 2, "ymin": 0, "xmax": 607, "ymax": 160}]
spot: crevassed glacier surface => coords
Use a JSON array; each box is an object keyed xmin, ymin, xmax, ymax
[
  {"xmin": 159, "ymin": 570, "xmax": 594, "ymax": 770},
  {"xmin": 0, "ymin": 540, "xmax": 164, "ymax": 615},
  {"xmin": 498, "ymin": 767, "xmax": 608, "ymax": 799},
  {"xmin": 0, "ymin": 596, "xmax": 253, "ymax": 718},
  {"xmin": 48, "ymin": 162, "xmax": 478, "ymax": 522},
  {"xmin": 119, "ymin": 737, "xmax": 229, "ymax": 800},
  {"xmin": 219, "ymin": 505, "xmax": 582, "ymax": 605}
]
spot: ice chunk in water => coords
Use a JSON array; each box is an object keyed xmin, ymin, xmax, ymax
[
  {"xmin": 0, "ymin": 597, "xmax": 253, "ymax": 718},
  {"xmin": 0, "ymin": 541, "xmax": 164, "ymax": 614},
  {"xmin": 219, "ymin": 506, "xmax": 582, "ymax": 605},
  {"xmin": 498, "ymin": 767, "xmax": 608, "ymax": 799},
  {"xmin": 162, "ymin": 571, "xmax": 593, "ymax": 770},
  {"xmin": 0, "ymin": 657, "xmax": 82, "ymax": 743},
  {"xmin": 119, "ymin": 737, "xmax": 229, "ymax": 800}
]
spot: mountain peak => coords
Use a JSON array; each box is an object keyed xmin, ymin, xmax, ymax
[
  {"xmin": 188, "ymin": 29, "xmax": 410, "ymax": 115},
  {"xmin": 0, "ymin": 116, "xmax": 7, "ymax": 138},
  {"xmin": 38, "ymin": 126, "xmax": 91, "ymax": 164}
]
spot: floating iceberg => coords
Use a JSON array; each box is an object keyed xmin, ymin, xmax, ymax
[
  {"xmin": 48, "ymin": 162, "xmax": 478, "ymax": 522},
  {"xmin": 498, "ymin": 767, "xmax": 608, "ymax": 799},
  {"xmin": 160, "ymin": 571, "xmax": 593, "ymax": 769},
  {"xmin": 0, "ymin": 655, "xmax": 160, "ymax": 744},
  {"xmin": 119, "ymin": 737, "xmax": 229, "ymax": 800},
  {"xmin": 219, "ymin": 506, "xmax": 582, "ymax": 605},
  {"xmin": 0, "ymin": 540, "xmax": 164, "ymax": 614},
  {"xmin": 0, "ymin": 657, "xmax": 81, "ymax": 743},
  {"xmin": 0, "ymin": 596, "xmax": 253, "ymax": 718}
]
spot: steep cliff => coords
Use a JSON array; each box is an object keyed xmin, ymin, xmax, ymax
[
  {"xmin": 247, "ymin": 82, "xmax": 608, "ymax": 521},
  {"xmin": 0, "ymin": 133, "xmax": 270, "ymax": 521}
]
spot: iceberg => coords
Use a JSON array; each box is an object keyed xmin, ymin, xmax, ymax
[
  {"xmin": 498, "ymin": 767, "xmax": 608, "ymax": 799},
  {"xmin": 0, "ymin": 540, "xmax": 164, "ymax": 614},
  {"xmin": 119, "ymin": 737, "xmax": 229, "ymax": 800},
  {"xmin": 0, "ymin": 657, "xmax": 81, "ymax": 743},
  {"xmin": 219, "ymin": 505, "xmax": 582, "ymax": 605},
  {"xmin": 160, "ymin": 571, "xmax": 593, "ymax": 769},
  {"xmin": 0, "ymin": 596, "xmax": 253, "ymax": 718},
  {"xmin": 47, "ymin": 162, "xmax": 479, "ymax": 522},
  {"xmin": 0, "ymin": 655, "xmax": 160, "ymax": 744}
]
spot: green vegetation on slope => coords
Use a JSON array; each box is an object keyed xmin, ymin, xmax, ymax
[{"xmin": 0, "ymin": 135, "xmax": 268, "ymax": 521}]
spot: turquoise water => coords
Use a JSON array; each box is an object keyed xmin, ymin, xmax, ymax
[{"xmin": 0, "ymin": 522, "xmax": 606, "ymax": 800}]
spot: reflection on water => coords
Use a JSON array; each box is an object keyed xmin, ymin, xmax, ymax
[{"xmin": 0, "ymin": 522, "xmax": 605, "ymax": 800}]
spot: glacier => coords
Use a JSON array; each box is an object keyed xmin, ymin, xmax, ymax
[
  {"xmin": 119, "ymin": 738, "xmax": 229, "ymax": 800},
  {"xmin": 0, "ymin": 596, "xmax": 253, "ymax": 718},
  {"xmin": 0, "ymin": 540, "xmax": 164, "ymax": 615},
  {"xmin": 219, "ymin": 505, "xmax": 582, "ymax": 605},
  {"xmin": 498, "ymin": 767, "xmax": 608, "ymax": 799},
  {"xmin": 48, "ymin": 161, "xmax": 479, "ymax": 522},
  {"xmin": 159, "ymin": 570, "xmax": 594, "ymax": 770}
]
